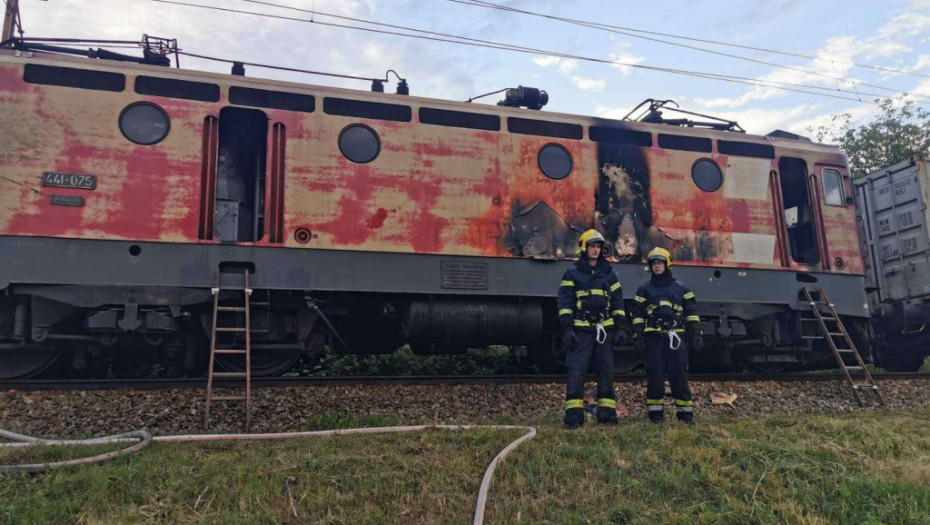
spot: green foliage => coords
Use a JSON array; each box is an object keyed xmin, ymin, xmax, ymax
[
  {"xmin": 811, "ymin": 96, "xmax": 930, "ymax": 178},
  {"xmin": 2, "ymin": 410, "xmax": 929, "ymax": 524},
  {"xmin": 307, "ymin": 344, "xmax": 531, "ymax": 376}
]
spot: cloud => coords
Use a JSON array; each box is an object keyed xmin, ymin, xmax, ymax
[
  {"xmin": 594, "ymin": 105, "xmax": 634, "ymax": 120},
  {"xmin": 533, "ymin": 55, "xmax": 602, "ymax": 90},
  {"xmin": 697, "ymin": 104, "xmax": 822, "ymax": 135},
  {"xmin": 17, "ymin": 0, "xmax": 489, "ymax": 101},
  {"xmin": 532, "ymin": 56, "xmax": 578, "ymax": 74},
  {"xmin": 692, "ymin": 11, "xmax": 929, "ymax": 110},
  {"xmin": 532, "ymin": 56, "xmax": 561, "ymax": 68},
  {"xmin": 909, "ymin": 77, "xmax": 930, "ymax": 97},
  {"xmin": 877, "ymin": 13, "xmax": 930, "ymax": 39},
  {"xmin": 911, "ymin": 55, "xmax": 930, "ymax": 71},
  {"xmin": 784, "ymin": 103, "xmax": 879, "ymax": 138},
  {"xmin": 571, "ymin": 76, "xmax": 605, "ymax": 91},
  {"xmin": 607, "ymin": 43, "xmax": 644, "ymax": 76}
]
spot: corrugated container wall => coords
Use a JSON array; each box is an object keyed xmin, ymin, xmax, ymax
[{"xmin": 854, "ymin": 154, "xmax": 930, "ymax": 308}]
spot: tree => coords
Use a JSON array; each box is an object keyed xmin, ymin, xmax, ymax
[{"xmin": 811, "ymin": 97, "xmax": 930, "ymax": 178}]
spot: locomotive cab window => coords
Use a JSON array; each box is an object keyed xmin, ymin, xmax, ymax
[
  {"xmin": 538, "ymin": 144, "xmax": 573, "ymax": 180},
  {"xmin": 119, "ymin": 102, "xmax": 170, "ymax": 145},
  {"xmin": 339, "ymin": 124, "xmax": 380, "ymax": 164},
  {"xmin": 691, "ymin": 158, "xmax": 723, "ymax": 192},
  {"xmin": 821, "ymin": 168, "xmax": 845, "ymax": 207}
]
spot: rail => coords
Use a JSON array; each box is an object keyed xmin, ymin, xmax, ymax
[{"xmin": 2, "ymin": 372, "xmax": 928, "ymax": 391}]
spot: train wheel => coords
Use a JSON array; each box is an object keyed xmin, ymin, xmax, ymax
[
  {"xmin": 215, "ymin": 346, "xmax": 304, "ymax": 377},
  {"xmin": 0, "ymin": 348, "xmax": 60, "ymax": 379}
]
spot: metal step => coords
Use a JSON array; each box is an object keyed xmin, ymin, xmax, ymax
[
  {"xmin": 827, "ymin": 332, "xmax": 845, "ymax": 337},
  {"xmin": 211, "ymin": 395, "xmax": 246, "ymax": 401},
  {"xmin": 216, "ymin": 327, "xmax": 247, "ymax": 332},
  {"xmin": 214, "ymin": 349, "xmax": 247, "ymax": 355},
  {"xmin": 213, "ymin": 372, "xmax": 247, "ymax": 378},
  {"xmin": 217, "ymin": 306, "xmax": 247, "ymax": 312}
]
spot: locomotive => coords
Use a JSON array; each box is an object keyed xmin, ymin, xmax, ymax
[{"xmin": 0, "ymin": 43, "xmax": 924, "ymax": 379}]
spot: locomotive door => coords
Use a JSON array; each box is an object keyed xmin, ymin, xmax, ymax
[
  {"xmin": 812, "ymin": 164, "xmax": 853, "ymax": 270},
  {"xmin": 214, "ymin": 107, "xmax": 268, "ymax": 242},
  {"xmin": 776, "ymin": 157, "xmax": 821, "ymax": 266}
]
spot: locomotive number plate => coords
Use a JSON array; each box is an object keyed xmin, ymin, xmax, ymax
[
  {"xmin": 42, "ymin": 171, "xmax": 96, "ymax": 190},
  {"xmin": 441, "ymin": 261, "xmax": 488, "ymax": 290}
]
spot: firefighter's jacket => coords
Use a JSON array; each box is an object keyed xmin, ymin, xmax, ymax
[
  {"xmin": 631, "ymin": 273, "xmax": 699, "ymax": 334},
  {"xmin": 557, "ymin": 258, "xmax": 625, "ymax": 331}
]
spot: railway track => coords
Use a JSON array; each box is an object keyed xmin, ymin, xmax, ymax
[{"xmin": 3, "ymin": 371, "xmax": 929, "ymax": 391}]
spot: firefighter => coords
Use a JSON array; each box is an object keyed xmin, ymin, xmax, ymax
[
  {"xmin": 557, "ymin": 229, "xmax": 630, "ymax": 429},
  {"xmin": 630, "ymin": 248, "xmax": 703, "ymax": 424}
]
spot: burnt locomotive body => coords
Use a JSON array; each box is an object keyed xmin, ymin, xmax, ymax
[{"xmin": 0, "ymin": 51, "xmax": 871, "ymax": 378}]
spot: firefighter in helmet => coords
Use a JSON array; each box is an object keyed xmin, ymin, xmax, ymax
[
  {"xmin": 630, "ymin": 248, "xmax": 703, "ymax": 424},
  {"xmin": 556, "ymin": 229, "xmax": 631, "ymax": 429}
]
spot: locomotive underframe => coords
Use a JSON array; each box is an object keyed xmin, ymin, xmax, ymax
[{"xmin": 0, "ymin": 236, "xmax": 871, "ymax": 377}]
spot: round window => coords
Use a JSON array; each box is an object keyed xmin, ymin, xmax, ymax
[
  {"xmin": 119, "ymin": 102, "xmax": 170, "ymax": 145},
  {"xmin": 691, "ymin": 158, "xmax": 723, "ymax": 192},
  {"xmin": 538, "ymin": 143, "xmax": 573, "ymax": 180},
  {"xmin": 338, "ymin": 124, "xmax": 380, "ymax": 164}
]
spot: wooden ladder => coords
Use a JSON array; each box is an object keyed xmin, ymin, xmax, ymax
[
  {"xmin": 204, "ymin": 268, "xmax": 253, "ymax": 430},
  {"xmin": 801, "ymin": 287, "xmax": 884, "ymax": 407}
]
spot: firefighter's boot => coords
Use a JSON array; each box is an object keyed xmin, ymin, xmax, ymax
[
  {"xmin": 648, "ymin": 410, "xmax": 664, "ymax": 424},
  {"xmin": 597, "ymin": 406, "xmax": 619, "ymax": 425},
  {"xmin": 564, "ymin": 408, "xmax": 584, "ymax": 429},
  {"xmin": 676, "ymin": 411, "xmax": 695, "ymax": 425}
]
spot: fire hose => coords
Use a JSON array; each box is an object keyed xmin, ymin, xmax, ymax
[{"xmin": 1, "ymin": 425, "xmax": 536, "ymax": 525}]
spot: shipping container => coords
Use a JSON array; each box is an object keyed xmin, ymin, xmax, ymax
[{"xmin": 855, "ymin": 154, "xmax": 930, "ymax": 370}]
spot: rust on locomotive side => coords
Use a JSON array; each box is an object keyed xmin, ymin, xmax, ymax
[{"xmin": 0, "ymin": 51, "xmax": 865, "ymax": 275}]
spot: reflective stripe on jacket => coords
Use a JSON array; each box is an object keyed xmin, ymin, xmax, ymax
[
  {"xmin": 557, "ymin": 258, "xmax": 626, "ymax": 331},
  {"xmin": 631, "ymin": 279, "xmax": 698, "ymax": 333}
]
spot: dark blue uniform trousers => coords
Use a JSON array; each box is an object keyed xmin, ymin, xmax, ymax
[
  {"xmin": 565, "ymin": 330, "xmax": 617, "ymax": 403},
  {"xmin": 644, "ymin": 334, "xmax": 694, "ymax": 418}
]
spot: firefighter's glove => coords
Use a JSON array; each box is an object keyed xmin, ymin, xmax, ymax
[
  {"xmin": 613, "ymin": 326, "xmax": 630, "ymax": 346},
  {"xmin": 632, "ymin": 334, "xmax": 645, "ymax": 354},
  {"xmin": 560, "ymin": 329, "xmax": 579, "ymax": 356},
  {"xmin": 687, "ymin": 323, "xmax": 704, "ymax": 352}
]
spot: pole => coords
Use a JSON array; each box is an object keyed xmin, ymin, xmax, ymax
[{"xmin": 2, "ymin": 0, "xmax": 20, "ymax": 41}]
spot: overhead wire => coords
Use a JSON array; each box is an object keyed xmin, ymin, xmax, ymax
[
  {"xmin": 135, "ymin": 0, "xmax": 918, "ymax": 105},
  {"xmin": 179, "ymin": 50, "xmax": 379, "ymax": 81},
  {"xmin": 443, "ymin": 0, "xmax": 930, "ymax": 102},
  {"xmin": 446, "ymin": 0, "xmax": 930, "ymax": 80},
  {"xmin": 232, "ymin": 0, "xmax": 930, "ymax": 104}
]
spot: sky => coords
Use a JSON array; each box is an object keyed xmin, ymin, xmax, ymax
[{"xmin": 16, "ymin": 0, "xmax": 930, "ymax": 138}]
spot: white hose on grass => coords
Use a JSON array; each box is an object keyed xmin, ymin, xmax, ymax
[{"xmin": 0, "ymin": 424, "xmax": 536, "ymax": 525}]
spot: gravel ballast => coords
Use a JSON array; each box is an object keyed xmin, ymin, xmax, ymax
[{"xmin": 2, "ymin": 379, "xmax": 929, "ymax": 437}]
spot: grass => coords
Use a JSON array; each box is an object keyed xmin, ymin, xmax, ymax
[{"xmin": 2, "ymin": 409, "xmax": 929, "ymax": 525}]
